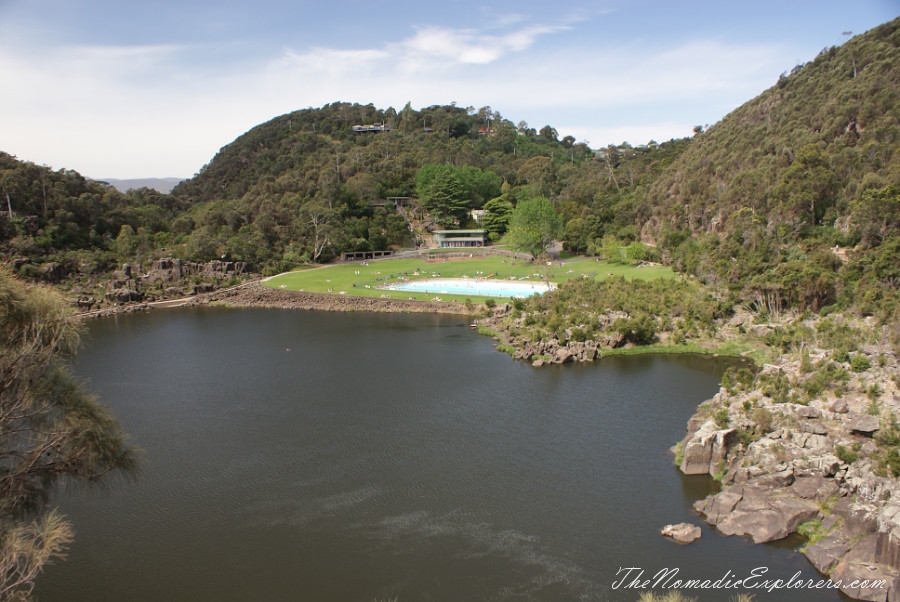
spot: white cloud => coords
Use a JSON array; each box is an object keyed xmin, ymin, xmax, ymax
[
  {"xmin": 0, "ymin": 15, "xmax": 787, "ymax": 178},
  {"xmin": 561, "ymin": 123, "xmax": 697, "ymax": 148}
]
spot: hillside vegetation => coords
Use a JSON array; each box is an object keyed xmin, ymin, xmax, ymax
[{"xmin": 0, "ymin": 19, "xmax": 897, "ymax": 337}]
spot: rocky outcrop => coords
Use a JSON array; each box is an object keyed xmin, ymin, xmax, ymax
[
  {"xmin": 679, "ymin": 419, "xmax": 738, "ymax": 475},
  {"xmin": 677, "ymin": 326, "xmax": 900, "ymax": 602},
  {"xmin": 71, "ymin": 260, "xmax": 255, "ymax": 314},
  {"xmin": 695, "ymin": 479, "xmax": 820, "ymax": 543}
]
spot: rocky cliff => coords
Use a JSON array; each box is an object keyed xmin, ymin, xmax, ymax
[{"xmin": 677, "ymin": 315, "xmax": 900, "ymax": 601}]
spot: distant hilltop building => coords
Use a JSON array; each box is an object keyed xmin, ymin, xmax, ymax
[{"xmin": 352, "ymin": 123, "xmax": 392, "ymax": 133}]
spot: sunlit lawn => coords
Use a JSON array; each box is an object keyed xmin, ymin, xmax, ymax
[{"xmin": 264, "ymin": 254, "xmax": 677, "ymax": 303}]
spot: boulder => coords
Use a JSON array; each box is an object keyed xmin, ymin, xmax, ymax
[
  {"xmin": 854, "ymin": 415, "xmax": 881, "ymax": 435},
  {"xmin": 754, "ymin": 467, "xmax": 795, "ymax": 488},
  {"xmin": 800, "ymin": 421, "xmax": 828, "ymax": 435},
  {"xmin": 718, "ymin": 496, "xmax": 818, "ymax": 543},
  {"xmin": 806, "ymin": 535, "xmax": 852, "ymax": 574},
  {"xmin": 697, "ymin": 482, "xmax": 818, "ymax": 543},
  {"xmin": 812, "ymin": 453, "xmax": 843, "ymax": 476},
  {"xmin": 797, "ymin": 406, "xmax": 822, "ymax": 419},
  {"xmin": 694, "ymin": 486, "xmax": 743, "ymax": 523},
  {"xmin": 841, "ymin": 502, "xmax": 880, "ymax": 537},
  {"xmin": 679, "ymin": 420, "xmax": 738, "ymax": 476},
  {"xmin": 876, "ymin": 503, "xmax": 900, "ymax": 571},
  {"xmin": 106, "ymin": 287, "xmax": 143, "ymax": 304},
  {"xmin": 831, "ymin": 398, "xmax": 850, "ymax": 413},
  {"xmin": 551, "ymin": 348, "xmax": 574, "ymax": 364},
  {"xmin": 831, "ymin": 535, "xmax": 895, "ymax": 602},
  {"xmin": 790, "ymin": 475, "xmax": 839, "ymax": 500},
  {"xmin": 660, "ymin": 523, "xmax": 701, "ymax": 544},
  {"xmin": 748, "ymin": 324, "xmax": 773, "ymax": 337}
]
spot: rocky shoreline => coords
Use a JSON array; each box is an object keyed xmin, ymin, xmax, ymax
[
  {"xmin": 77, "ymin": 280, "xmax": 471, "ymax": 318},
  {"xmin": 676, "ymin": 323, "xmax": 900, "ymax": 602}
]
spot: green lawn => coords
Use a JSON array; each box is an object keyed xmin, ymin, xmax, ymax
[{"xmin": 264, "ymin": 255, "xmax": 677, "ymax": 304}]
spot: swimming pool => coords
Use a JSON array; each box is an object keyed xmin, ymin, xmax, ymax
[{"xmin": 382, "ymin": 277, "xmax": 554, "ymax": 298}]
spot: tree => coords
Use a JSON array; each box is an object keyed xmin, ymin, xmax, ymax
[
  {"xmin": 507, "ymin": 196, "xmax": 560, "ymax": 258},
  {"xmin": 539, "ymin": 125, "xmax": 559, "ymax": 142},
  {"xmin": 481, "ymin": 197, "xmax": 514, "ymax": 238},
  {"xmin": 516, "ymin": 156, "xmax": 557, "ymax": 196},
  {"xmin": 114, "ymin": 224, "xmax": 136, "ymax": 263},
  {"xmin": 852, "ymin": 185, "xmax": 900, "ymax": 247},
  {"xmin": 296, "ymin": 200, "xmax": 335, "ymax": 262},
  {"xmin": 775, "ymin": 144, "xmax": 838, "ymax": 226},
  {"xmin": 415, "ymin": 165, "xmax": 469, "ymax": 228},
  {"xmin": 0, "ymin": 266, "xmax": 137, "ymax": 600}
]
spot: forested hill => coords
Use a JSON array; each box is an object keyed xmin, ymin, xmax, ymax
[
  {"xmin": 637, "ymin": 17, "xmax": 900, "ymax": 321},
  {"xmin": 647, "ymin": 16, "xmax": 900, "ymax": 236},
  {"xmin": 0, "ymin": 18, "xmax": 898, "ymax": 326},
  {"xmin": 171, "ymin": 103, "xmax": 595, "ymax": 204}
]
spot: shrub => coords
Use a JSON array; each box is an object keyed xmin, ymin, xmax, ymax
[
  {"xmin": 836, "ymin": 445, "xmax": 858, "ymax": 464},
  {"xmin": 888, "ymin": 449, "xmax": 900, "ymax": 477},
  {"xmin": 851, "ymin": 354, "xmax": 871, "ymax": 372},
  {"xmin": 714, "ymin": 407, "xmax": 730, "ymax": 429},
  {"xmin": 752, "ymin": 407, "xmax": 775, "ymax": 433}
]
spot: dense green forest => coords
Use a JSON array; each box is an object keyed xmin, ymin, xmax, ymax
[{"xmin": 1, "ymin": 18, "xmax": 898, "ymax": 329}]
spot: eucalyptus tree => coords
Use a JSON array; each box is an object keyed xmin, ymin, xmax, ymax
[{"xmin": 507, "ymin": 195, "xmax": 561, "ymax": 258}]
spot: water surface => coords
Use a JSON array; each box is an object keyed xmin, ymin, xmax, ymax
[{"xmin": 36, "ymin": 308, "xmax": 842, "ymax": 601}]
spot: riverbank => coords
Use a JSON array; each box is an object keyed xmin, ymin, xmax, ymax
[{"xmin": 77, "ymin": 281, "xmax": 472, "ymax": 318}]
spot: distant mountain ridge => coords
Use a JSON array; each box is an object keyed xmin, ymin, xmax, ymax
[{"xmin": 100, "ymin": 177, "xmax": 183, "ymax": 193}]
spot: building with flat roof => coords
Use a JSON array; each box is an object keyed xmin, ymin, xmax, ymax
[{"xmin": 432, "ymin": 230, "xmax": 488, "ymax": 248}]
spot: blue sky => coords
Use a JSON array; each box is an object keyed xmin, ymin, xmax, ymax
[{"xmin": 1, "ymin": 1, "xmax": 897, "ymax": 179}]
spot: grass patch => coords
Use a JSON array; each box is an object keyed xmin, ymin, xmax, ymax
[{"xmin": 264, "ymin": 255, "xmax": 677, "ymax": 303}]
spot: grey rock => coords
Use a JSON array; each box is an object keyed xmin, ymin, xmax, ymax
[
  {"xmin": 699, "ymin": 483, "xmax": 818, "ymax": 543},
  {"xmin": 854, "ymin": 415, "xmax": 881, "ymax": 435},
  {"xmin": 695, "ymin": 486, "xmax": 744, "ymax": 524},
  {"xmin": 798, "ymin": 406, "xmax": 822, "ymax": 419},
  {"xmin": 749, "ymin": 324, "xmax": 774, "ymax": 337},
  {"xmin": 680, "ymin": 420, "xmax": 738, "ymax": 476},
  {"xmin": 831, "ymin": 535, "xmax": 895, "ymax": 602},
  {"xmin": 842, "ymin": 503, "xmax": 881, "ymax": 537},
  {"xmin": 660, "ymin": 523, "xmax": 702, "ymax": 544},
  {"xmin": 552, "ymin": 348, "xmax": 574, "ymax": 364},
  {"xmin": 753, "ymin": 468, "xmax": 795, "ymax": 489},
  {"xmin": 801, "ymin": 421, "xmax": 829, "ymax": 435},
  {"xmin": 806, "ymin": 535, "xmax": 852, "ymax": 574},
  {"xmin": 831, "ymin": 399, "xmax": 850, "ymax": 413},
  {"xmin": 791, "ymin": 475, "xmax": 839, "ymax": 500}
]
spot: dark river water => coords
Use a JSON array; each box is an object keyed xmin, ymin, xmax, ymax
[{"xmin": 35, "ymin": 308, "xmax": 844, "ymax": 602}]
